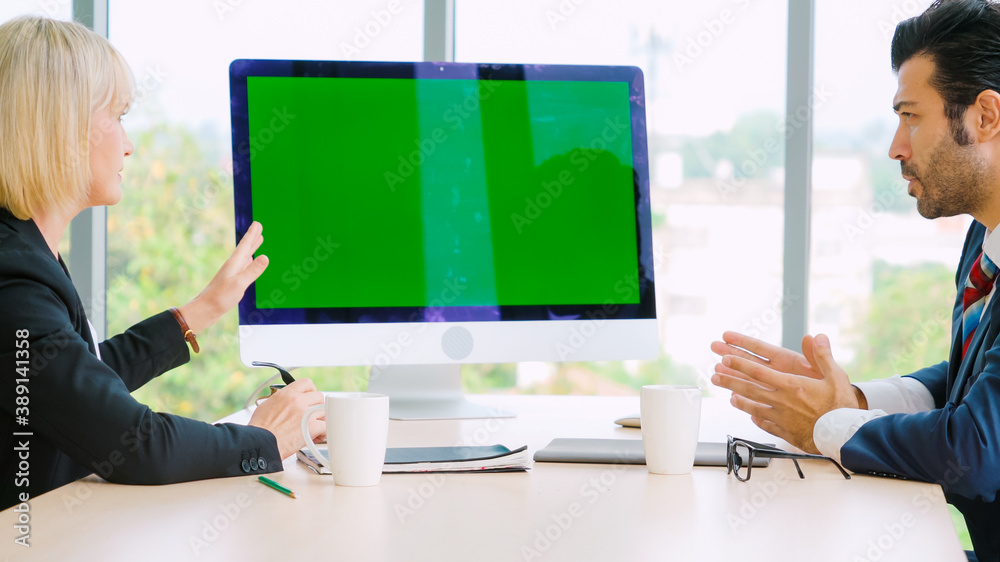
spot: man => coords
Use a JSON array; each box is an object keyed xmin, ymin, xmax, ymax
[{"xmin": 711, "ymin": 1, "xmax": 1000, "ymax": 560}]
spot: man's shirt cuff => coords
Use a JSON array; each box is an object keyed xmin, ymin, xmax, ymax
[
  {"xmin": 814, "ymin": 408, "xmax": 888, "ymax": 464},
  {"xmin": 853, "ymin": 376, "xmax": 935, "ymax": 414}
]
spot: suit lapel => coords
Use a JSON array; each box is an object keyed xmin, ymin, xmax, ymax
[
  {"xmin": 952, "ymin": 290, "xmax": 997, "ymax": 403},
  {"xmin": 56, "ymin": 254, "xmax": 100, "ymax": 359},
  {"xmin": 947, "ymin": 302, "xmax": 964, "ymax": 402}
]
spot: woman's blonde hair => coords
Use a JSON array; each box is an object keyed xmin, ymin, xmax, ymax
[{"xmin": 0, "ymin": 16, "xmax": 134, "ymax": 220}]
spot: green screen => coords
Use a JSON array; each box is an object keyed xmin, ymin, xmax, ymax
[{"xmin": 247, "ymin": 76, "xmax": 639, "ymax": 308}]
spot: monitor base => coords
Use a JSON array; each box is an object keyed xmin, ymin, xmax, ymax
[{"xmin": 366, "ymin": 364, "xmax": 516, "ymax": 421}]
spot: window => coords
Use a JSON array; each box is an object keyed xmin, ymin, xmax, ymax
[
  {"xmin": 810, "ymin": 0, "xmax": 967, "ymax": 380},
  {"xmin": 456, "ymin": 0, "xmax": 788, "ymax": 393},
  {"xmin": 812, "ymin": 0, "xmax": 971, "ymax": 547},
  {"xmin": 106, "ymin": 1, "xmax": 423, "ymax": 420}
]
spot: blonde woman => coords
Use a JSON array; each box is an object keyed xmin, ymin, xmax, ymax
[{"xmin": 0, "ymin": 16, "xmax": 325, "ymax": 510}]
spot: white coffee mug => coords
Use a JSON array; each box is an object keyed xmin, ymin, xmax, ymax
[
  {"xmin": 300, "ymin": 392, "xmax": 390, "ymax": 486},
  {"xmin": 640, "ymin": 385, "xmax": 702, "ymax": 475}
]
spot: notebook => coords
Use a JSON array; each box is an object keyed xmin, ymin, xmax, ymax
[{"xmin": 298, "ymin": 444, "xmax": 531, "ymax": 475}]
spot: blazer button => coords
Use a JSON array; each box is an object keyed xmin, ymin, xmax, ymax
[
  {"xmin": 241, "ymin": 459, "xmax": 251, "ymax": 473},
  {"xmin": 259, "ymin": 458, "xmax": 268, "ymax": 470},
  {"xmin": 250, "ymin": 457, "xmax": 259, "ymax": 471}
]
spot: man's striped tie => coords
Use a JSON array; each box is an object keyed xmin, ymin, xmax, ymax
[{"xmin": 962, "ymin": 251, "xmax": 998, "ymax": 359}]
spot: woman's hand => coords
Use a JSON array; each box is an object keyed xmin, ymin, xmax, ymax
[
  {"xmin": 177, "ymin": 221, "xmax": 268, "ymax": 334},
  {"xmin": 248, "ymin": 378, "xmax": 326, "ymax": 459}
]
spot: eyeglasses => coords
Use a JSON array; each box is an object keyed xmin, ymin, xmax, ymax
[{"xmin": 727, "ymin": 435, "xmax": 851, "ymax": 482}]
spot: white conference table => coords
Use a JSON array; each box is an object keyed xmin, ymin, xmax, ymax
[{"xmin": 1, "ymin": 395, "xmax": 965, "ymax": 561}]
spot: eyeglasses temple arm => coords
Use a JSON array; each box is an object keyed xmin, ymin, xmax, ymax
[
  {"xmin": 753, "ymin": 451, "xmax": 852, "ymax": 480},
  {"xmin": 824, "ymin": 456, "xmax": 852, "ymax": 479},
  {"xmin": 791, "ymin": 458, "xmax": 804, "ymax": 479}
]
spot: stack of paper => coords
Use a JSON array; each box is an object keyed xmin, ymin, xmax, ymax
[{"xmin": 298, "ymin": 444, "xmax": 531, "ymax": 475}]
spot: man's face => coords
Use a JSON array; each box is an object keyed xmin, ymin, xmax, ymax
[{"xmin": 889, "ymin": 55, "xmax": 991, "ymax": 219}]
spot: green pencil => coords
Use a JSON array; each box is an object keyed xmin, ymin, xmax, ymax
[{"xmin": 258, "ymin": 476, "xmax": 296, "ymax": 499}]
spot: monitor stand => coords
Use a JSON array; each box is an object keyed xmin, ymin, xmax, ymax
[{"xmin": 366, "ymin": 364, "xmax": 516, "ymax": 421}]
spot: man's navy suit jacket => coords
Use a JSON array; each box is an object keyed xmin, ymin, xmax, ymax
[
  {"xmin": 842, "ymin": 220, "xmax": 1000, "ymax": 560},
  {"xmin": 0, "ymin": 209, "xmax": 281, "ymax": 510}
]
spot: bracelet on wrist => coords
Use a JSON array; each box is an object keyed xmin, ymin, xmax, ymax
[{"xmin": 169, "ymin": 307, "xmax": 200, "ymax": 353}]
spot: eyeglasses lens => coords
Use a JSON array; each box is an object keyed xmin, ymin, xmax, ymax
[{"xmin": 733, "ymin": 442, "xmax": 751, "ymax": 481}]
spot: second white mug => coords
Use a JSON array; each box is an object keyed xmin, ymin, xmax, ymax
[
  {"xmin": 640, "ymin": 385, "xmax": 702, "ymax": 475},
  {"xmin": 300, "ymin": 392, "xmax": 389, "ymax": 486}
]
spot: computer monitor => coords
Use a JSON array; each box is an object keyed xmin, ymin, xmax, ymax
[{"xmin": 229, "ymin": 59, "xmax": 657, "ymax": 420}]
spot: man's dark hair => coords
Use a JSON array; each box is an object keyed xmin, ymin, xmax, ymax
[{"xmin": 892, "ymin": 0, "xmax": 1000, "ymax": 144}]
